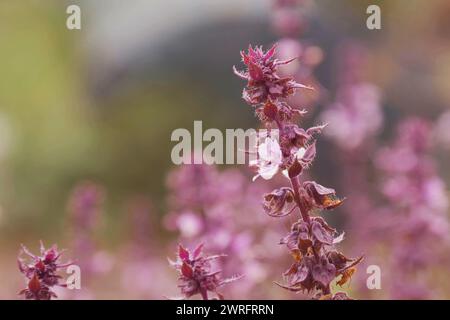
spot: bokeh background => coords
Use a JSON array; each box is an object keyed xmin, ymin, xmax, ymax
[{"xmin": 1, "ymin": 0, "xmax": 450, "ymax": 299}]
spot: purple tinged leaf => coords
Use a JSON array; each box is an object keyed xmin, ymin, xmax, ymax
[
  {"xmin": 181, "ymin": 262, "xmax": 193, "ymax": 278},
  {"xmin": 311, "ymin": 220, "xmax": 334, "ymax": 245},
  {"xmin": 331, "ymin": 292, "xmax": 352, "ymax": 300},
  {"xmin": 312, "ymin": 258, "xmax": 336, "ymax": 288},
  {"xmin": 178, "ymin": 244, "xmax": 190, "ymax": 261},
  {"xmin": 274, "ymin": 57, "xmax": 297, "ymax": 66},
  {"xmin": 291, "ymin": 263, "xmax": 309, "ymax": 285},
  {"xmin": 263, "ymin": 187, "xmax": 295, "ymax": 217},
  {"xmin": 247, "ymin": 44, "xmax": 256, "ymax": 57},
  {"xmin": 338, "ymin": 255, "xmax": 364, "ymax": 273},
  {"xmin": 269, "ymin": 85, "xmax": 284, "ymax": 95},
  {"xmin": 301, "ymin": 142, "xmax": 317, "ymax": 164},
  {"xmin": 28, "ymin": 273, "xmax": 41, "ymax": 294},
  {"xmin": 263, "ymin": 45, "xmax": 277, "ymax": 61},
  {"xmin": 311, "ymin": 182, "xmax": 335, "ymax": 196},
  {"xmin": 203, "ymin": 254, "xmax": 227, "ymax": 262},
  {"xmin": 192, "ymin": 243, "xmax": 204, "ymax": 259},
  {"xmin": 303, "ymin": 181, "xmax": 344, "ymax": 210},
  {"xmin": 274, "ymin": 281, "xmax": 303, "ymax": 292},
  {"xmin": 306, "ymin": 123, "xmax": 328, "ymax": 136},
  {"xmin": 248, "ymin": 62, "xmax": 264, "ymax": 81},
  {"xmin": 292, "ymin": 126, "xmax": 310, "ymax": 140},
  {"xmin": 280, "ymin": 232, "xmax": 299, "ymax": 252},
  {"xmin": 44, "ymin": 248, "xmax": 57, "ymax": 263},
  {"xmin": 327, "ymin": 251, "xmax": 351, "ymax": 270},
  {"xmin": 204, "ymin": 270, "xmax": 222, "ymax": 278}
]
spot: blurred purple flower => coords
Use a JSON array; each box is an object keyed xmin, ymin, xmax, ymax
[
  {"xmin": 374, "ymin": 117, "xmax": 450, "ymax": 299},
  {"xmin": 321, "ymin": 83, "xmax": 383, "ymax": 151},
  {"xmin": 271, "ymin": 0, "xmax": 311, "ymax": 37},
  {"xmin": 119, "ymin": 197, "xmax": 176, "ymax": 299},
  {"xmin": 69, "ymin": 181, "xmax": 104, "ymax": 230},
  {"xmin": 271, "ymin": 0, "xmax": 324, "ymax": 109},
  {"xmin": 67, "ymin": 181, "xmax": 111, "ymax": 288},
  {"xmin": 164, "ymin": 164, "xmax": 286, "ymax": 298},
  {"xmin": 317, "ymin": 43, "xmax": 386, "ymax": 298},
  {"xmin": 321, "ymin": 42, "xmax": 383, "ymax": 151}
]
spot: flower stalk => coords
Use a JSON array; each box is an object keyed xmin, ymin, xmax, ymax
[
  {"xmin": 17, "ymin": 241, "xmax": 73, "ymax": 300},
  {"xmin": 169, "ymin": 243, "xmax": 241, "ymax": 300},
  {"xmin": 234, "ymin": 44, "xmax": 362, "ymax": 299}
]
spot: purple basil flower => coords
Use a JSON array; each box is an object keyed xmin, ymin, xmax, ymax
[
  {"xmin": 263, "ymin": 187, "xmax": 296, "ymax": 217},
  {"xmin": 235, "ymin": 44, "xmax": 363, "ymax": 299},
  {"xmin": 169, "ymin": 244, "xmax": 241, "ymax": 300},
  {"xmin": 18, "ymin": 242, "xmax": 73, "ymax": 300},
  {"xmin": 233, "ymin": 45, "xmax": 312, "ymax": 106}
]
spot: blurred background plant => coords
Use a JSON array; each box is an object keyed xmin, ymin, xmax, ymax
[{"xmin": 1, "ymin": 0, "xmax": 450, "ymax": 299}]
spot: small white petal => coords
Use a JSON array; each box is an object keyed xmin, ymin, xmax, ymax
[
  {"xmin": 333, "ymin": 232, "xmax": 345, "ymax": 244},
  {"xmin": 258, "ymin": 140, "xmax": 270, "ymax": 160},
  {"xmin": 296, "ymin": 147, "xmax": 306, "ymax": 160},
  {"xmin": 259, "ymin": 164, "xmax": 279, "ymax": 180}
]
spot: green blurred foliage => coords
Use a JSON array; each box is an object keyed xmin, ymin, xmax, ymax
[{"xmin": 0, "ymin": 1, "xmax": 254, "ymax": 242}]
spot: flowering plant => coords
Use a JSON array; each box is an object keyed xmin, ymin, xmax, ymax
[
  {"xmin": 234, "ymin": 44, "xmax": 363, "ymax": 299},
  {"xmin": 18, "ymin": 242, "xmax": 73, "ymax": 300},
  {"xmin": 169, "ymin": 243, "xmax": 241, "ymax": 300}
]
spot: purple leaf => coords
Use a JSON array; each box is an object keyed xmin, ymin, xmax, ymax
[
  {"xmin": 291, "ymin": 263, "xmax": 309, "ymax": 285},
  {"xmin": 181, "ymin": 262, "xmax": 193, "ymax": 278},
  {"xmin": 311, "ymin": 221, "xmax": 334, "ymax": 245},
  {"xmin": 193, "ymin": 243, "xmax": 204, "ymax": 259},
  {"xmin": 301, "ymin": 142, "xmax": 317, "ymax": 163},
  {"xmin": 178, "ymin": 244, "xmax": 190, "ymax": 261},
  {"xmin": 312, "ymin": 259, "xmax": 336, "ymax": 288},
  {"xmin": 306, "ymin": 123, "xmax": 328, "ymax": 136}
]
